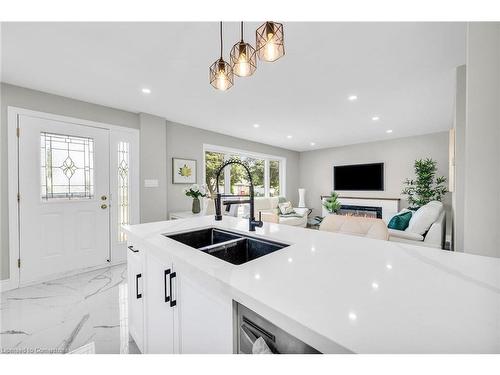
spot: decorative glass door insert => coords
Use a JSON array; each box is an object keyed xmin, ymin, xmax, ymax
[
  {"xmin": 40, "ymin": 132, "xmax": 94, "ymax": 200},
  {"xmin": 118, "ymin": 141, "xmax": 130, "ymax": 242}
]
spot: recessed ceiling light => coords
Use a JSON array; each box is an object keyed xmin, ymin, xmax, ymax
[
  {"xmin": 253, "ymin": 123, "xmax": 260, "ymax": 128},
  {"xmin": 286, "ymin": 135, "xmax": 293, "ymax": 139},
  {"xmin": 348, "ymin": 312, "xmax": 357, "ymax": 321},
  {"xmin": 372, "ymin": 116, "xmax": 380, "ymax": 121},
  {"xmin": 386, "ymin": 129, "xmax": 393, "ymax": 134},
  {"xmin": 348, "ymin": 95, "xmax": 358, "ymax": 101},
  {"xmin": 141, "ymin": 88, "xmax": 151, "ymax": 94},
  {"xmin": 310, "ymin": 142, "xmax": 316, "ymax": 146}
]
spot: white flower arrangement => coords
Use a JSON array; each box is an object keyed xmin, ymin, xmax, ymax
[{"xmin": 184, "ymin": 184, "xmax": 207, "ymax": 199}]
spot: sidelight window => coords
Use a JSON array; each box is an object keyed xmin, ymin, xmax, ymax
[{"xmin": 118, "ymin": 141, "xmax": 130, "ymax": 242}]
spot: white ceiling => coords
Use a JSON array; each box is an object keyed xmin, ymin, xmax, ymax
[{"xmin": 1, "ymin": 22, "xmax": 466, "ymax": 151}]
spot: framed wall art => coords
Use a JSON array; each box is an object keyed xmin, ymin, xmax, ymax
[{"xmin": 172, "ymin": 158, "xmax": 197, "ymax": 184}]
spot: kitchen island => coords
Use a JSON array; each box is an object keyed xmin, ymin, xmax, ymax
[{"xmin": 122, "ymin": 216, "xmax": 500, "ymax": 354}]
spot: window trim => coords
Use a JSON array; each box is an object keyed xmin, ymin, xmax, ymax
[{"xmin": 203, "ymin": 144, "xmax": 286, "ymax": 198}]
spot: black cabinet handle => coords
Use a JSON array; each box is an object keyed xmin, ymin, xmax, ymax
[
  {"xmin": 128, "ymin": 245, "xmax": 139, "ymax": 253},
  {"xmin": 164, "ymin": 269, "xmax": 171, "ymax": 303},
  {"xmin": 169, "ymin": 271, "xmax": 177, "ymax": 307},
  {"xmin": 136, "ymin": 273, "xmax": 142, "ymax": 299}
]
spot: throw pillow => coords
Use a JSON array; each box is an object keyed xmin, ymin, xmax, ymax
[
  {"xmin": 278, "ymin": 201, "xmax": 295, "ymax": 215},
  {"xmin": 405, "ymin": 201, "xmax": 443, "ymax": 235},
  {"xmin": 276, "ymin": 196, "xmax": 288, "ymax": 209},
  {"xmin": 387, "ymin": 211, "xmax": 413, "ymax": 231}
]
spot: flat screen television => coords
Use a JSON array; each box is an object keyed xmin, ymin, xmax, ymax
[{"xmin": 333, "ymin": 163, "xmax": 384, "ymax": 191}]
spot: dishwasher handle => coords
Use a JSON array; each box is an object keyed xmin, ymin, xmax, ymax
[
  {"xmin": 240, "ymin": 323, "xmax": 278, "ymax": 354},
  {"xmin": 242, "ymin": 316, "xmax": 275, "ymax": 342},
  {"xmin": 241, "ymin": 323, "xmax": 258, "ymax": 345}
]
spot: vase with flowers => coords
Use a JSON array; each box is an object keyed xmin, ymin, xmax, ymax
[{"xmin": 183, "ymin": 184, "xmax": 207, "ymax": 214}]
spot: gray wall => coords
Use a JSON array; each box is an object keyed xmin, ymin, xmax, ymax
[
  {"xmin": 462, "ymin": 23, "xmax": 500, "ymax": 258},
  {"xmin": 139, "ymin": 113, "xmax": 168, "ymax": 223},
  {"xmin": 299, "ymin": 132, "xmax": 450, "ymax": 217},
  {"xmin": 0, "ymin": 83, "xmax": 140, "ymax": 280},
  {"xmin": 166, "ymin": 120, "xmax": 300, "ymax": 214}
]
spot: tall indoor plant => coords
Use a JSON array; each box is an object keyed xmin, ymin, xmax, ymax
[
  {"xmin": 184, "ymin": 184, "xmax": 207, "ymax": 214},
  {"xmin": 402, "ymin": 158, "xmax": 447, "ymax": 209}
]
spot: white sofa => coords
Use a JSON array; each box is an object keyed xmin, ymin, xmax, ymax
[
  {"xmin": 204, "ymin": 197, "xmax": 308, "ymax": 227},
  {"xmin": 386, "ymin": 201, "xmax": 446, "ymax": 249},
  {"xmin": 319, "ymin": 215, "xmax": 389, "ymax": 240},
  {"xmin": 243, "ymin": 197, "xmax": 309, "ymax": 227}
]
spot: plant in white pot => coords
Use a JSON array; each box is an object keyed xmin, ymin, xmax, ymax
[{"xmin": 183, "ymin": 184, "xmax": 207, "ymax": 214}]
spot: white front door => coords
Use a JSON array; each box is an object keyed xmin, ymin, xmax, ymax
[{"xmin": 18, "ymin": 115, "xmax": 110, "ymax": 284}]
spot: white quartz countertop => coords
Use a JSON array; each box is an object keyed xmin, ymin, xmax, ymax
[{"xmin": 123, "ymin": 216, "xmax": 500, "ymax": 353}]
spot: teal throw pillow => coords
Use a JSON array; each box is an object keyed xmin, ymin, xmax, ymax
[{"xmin": 387, "ymin": 211, "xmax": 413, "ymax": 231}]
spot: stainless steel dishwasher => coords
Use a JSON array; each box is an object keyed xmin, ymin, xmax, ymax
[{"xmin": 235, "ymin": 302, "xmax": 321, "ymax": 354}]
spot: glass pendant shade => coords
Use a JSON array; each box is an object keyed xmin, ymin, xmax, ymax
[
  {"xmin": 230, "ymin": 41, "xmax": 257, "ymax": 77},
  {"xmin": 209, "ymin": 22, "xmax": 233, "ymax": 91},
  {"xmin": 209, "ymin": 58, "xmax": 234, "ymax": 91},
  {"xmin": 256, "ymin": 21, "xmax": 285, "ymax": 62}
]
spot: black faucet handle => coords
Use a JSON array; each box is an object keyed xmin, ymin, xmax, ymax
[
  {"xmin": 214, "ymin": 193, "xmax": 223, "ymax": 221},
  {"xmin": 257, "ymin": 212, "xmax": 264, "ymax": 227}
]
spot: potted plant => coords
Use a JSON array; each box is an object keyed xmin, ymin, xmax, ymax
[
  {"xmin": 183, "ymin": 184, "xmax": 207, "ymax": 214},
  {"xmin": 402, "ymin": 158, "xmax": 447, "ymax": 209},
  {"xmin": 322, "ymin": 191, "xmax": 341, "ymax": 214}
]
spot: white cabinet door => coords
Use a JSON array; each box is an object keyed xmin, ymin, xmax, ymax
[
  {"xmin": 174, "ymin": 272, "xmax": 233, "ymax": 354},
  {"xmin": 144, "ymin": 252, "xmax": 176, "ymax": 354},
  {"xmin": 127, "ymin": 242, "xmax": 144, "ymax": 352}
]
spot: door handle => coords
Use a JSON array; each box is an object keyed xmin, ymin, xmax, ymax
[
  {"xmin": 136, "ymin": 273, "xmax": 142, "ymax": 299},
  {"xmin": 169, "ymin": 271, "xmax": 177, "ymax": 307},
  {"xmin": 164, "ymin": 269, "xmax": 171, "ymax": 303},
  {"xmin": 101, "ymin": 204, "xmax": 108, "ymax": 209},
  {"xmin": 128, "ymin": 245, "xmax": 139, "ymax": 253}
]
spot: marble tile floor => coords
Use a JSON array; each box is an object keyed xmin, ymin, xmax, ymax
[{"xmin": 0, "ymin": 264, "xmax": 140, "ymax": 354}]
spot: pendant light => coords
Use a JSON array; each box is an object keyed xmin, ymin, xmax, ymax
[
  {"xmin": 255, "ymin": 21, "xmax": 285, "ymax": 62},
  {"xmin": 209, "ymin": 22, "xmax": 234, "ymax": 91},
  {"xmin": 230, "ymin": 22, "xmax": 257, "ymax": 77}
]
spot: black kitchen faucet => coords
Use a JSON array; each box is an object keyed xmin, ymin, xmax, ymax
[{"xmin": 214, "ymin": 159, "xmax": 263, "ymax": 232}]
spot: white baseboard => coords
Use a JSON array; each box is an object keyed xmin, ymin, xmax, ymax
[{"xmin": 0, "ymin": 277, "xmax": 16, "ymax": 292}]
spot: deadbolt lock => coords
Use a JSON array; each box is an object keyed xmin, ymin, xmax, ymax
[
  {"xmin": 101, "ymin": 204, "xmax": 108, "ymax": 209},
  {"xmin": 101, "ymin": 195, "xmax": 107, "ymax": 201}
]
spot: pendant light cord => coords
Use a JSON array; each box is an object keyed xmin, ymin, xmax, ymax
[
  {"xmin": 220, "ymin": 21, "xmax": 223, "ymax": 58},
  {"xmin": 241, "ymin": 21, "xmax": 244, "ymax": 42}
]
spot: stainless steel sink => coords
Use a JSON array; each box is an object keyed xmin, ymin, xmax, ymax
[{"xmin": 165, "ymin": 228, "xmax": 289, "ymax": 265}]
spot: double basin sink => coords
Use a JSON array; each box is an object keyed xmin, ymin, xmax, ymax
[{"xmin": 165, "ymin": 228, "xmax": 289, "ymax": 265}]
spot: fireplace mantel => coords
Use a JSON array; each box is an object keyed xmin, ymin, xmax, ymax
[
  {"xmin": 320, "ymin": 195, "xmax": 401, "ymax": 202},
  {"xmin": 320, "ymin": 195, "xmax": 400, "ymax": 219}
]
